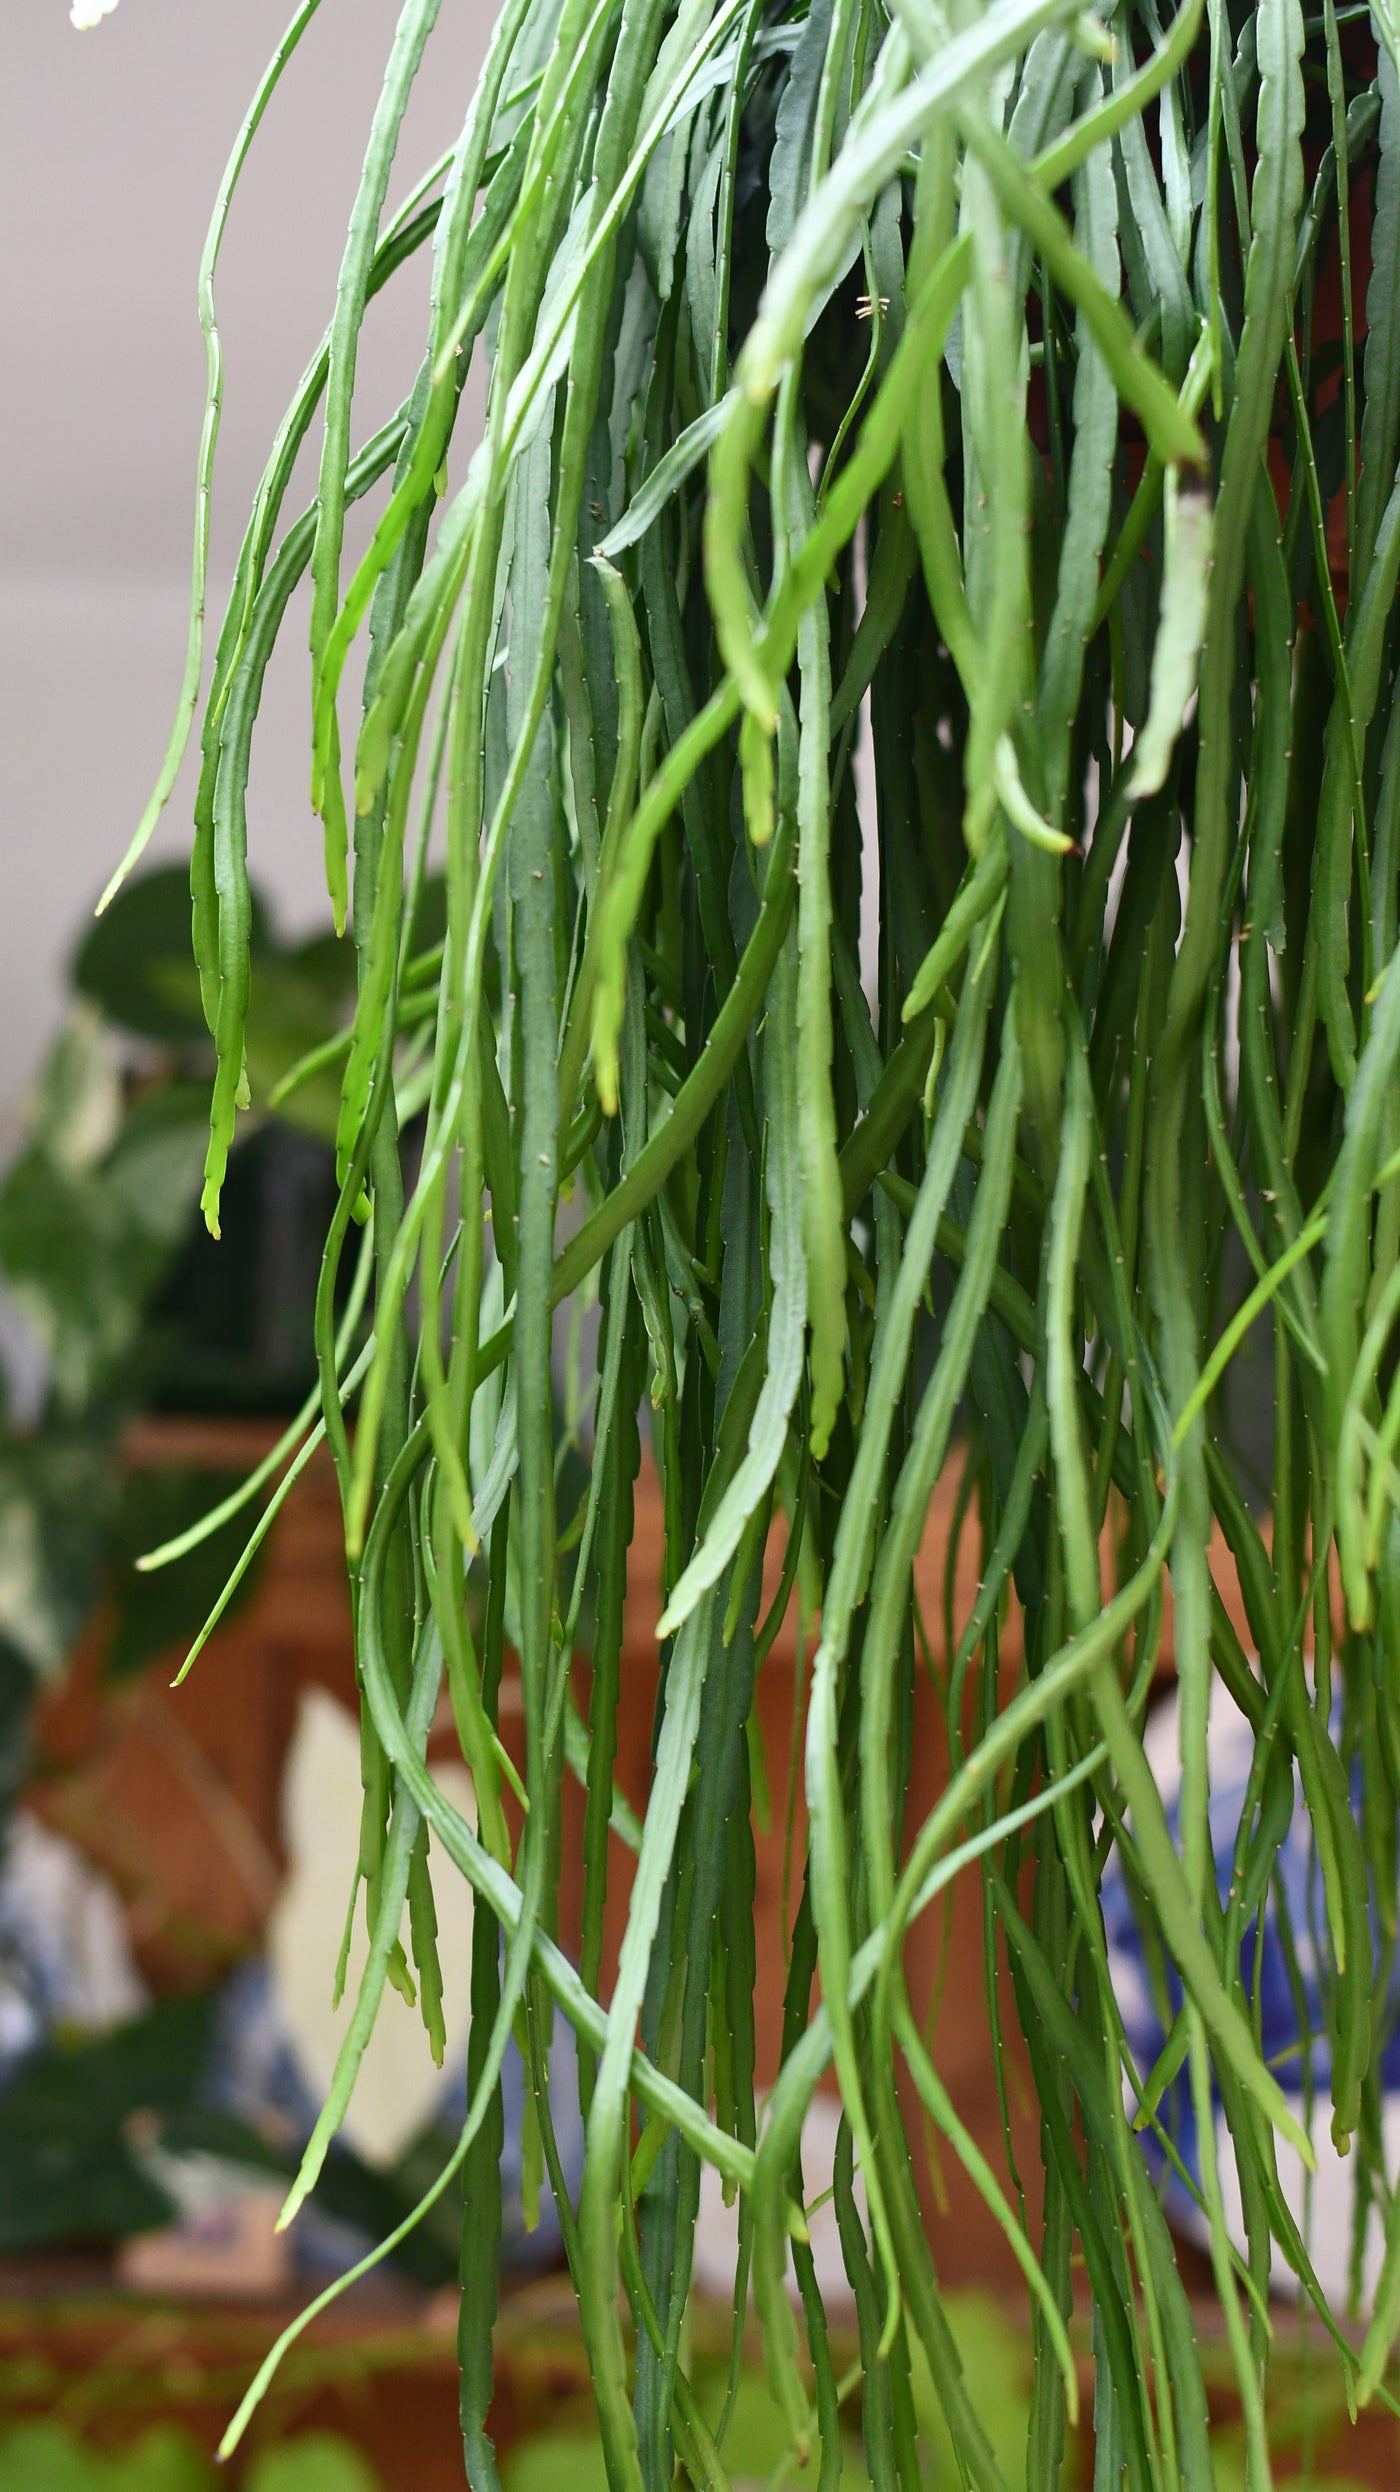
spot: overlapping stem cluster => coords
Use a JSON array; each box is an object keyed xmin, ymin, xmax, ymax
[{"xmin": 133, "ymin": 0, "xmax": 1400, "ymax": 2477}]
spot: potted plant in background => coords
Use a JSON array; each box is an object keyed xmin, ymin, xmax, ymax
[
  {"xmin": 78, "ymin": 0, "xmax": 1400, "ymax": 2478},
  {"xmin": 0, "ymin": 869, "xmax": 370, "ymax": 2242},
  {"xmin": 0, "ymin": 858, "xmax": 487, "ymax": 2476},
  {"xmin": 0, "ymin": 856, "xmax": 361, "ymax": 1879}
]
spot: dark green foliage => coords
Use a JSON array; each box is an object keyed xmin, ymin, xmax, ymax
[
  {"xmin": 103, "ymin": 1468, "xmax": 266, "ymax": 1682},
  {"xmin": 0, "ymin": 1997, "xmax": 216, "ymax": 2250}
]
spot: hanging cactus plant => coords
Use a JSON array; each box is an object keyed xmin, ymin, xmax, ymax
[{"xmin": 119, "ymin": 0, "xmax": 1400, "ymax": 2477}]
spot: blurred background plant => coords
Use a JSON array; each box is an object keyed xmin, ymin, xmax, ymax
[
  {"xmin": 2, "ymin": 2284, "xmax": 1394, "ymax": 2489},
  {"xmin": 0, "ymin": 864, "xmax": 584, "ymax": 2289},
  {"xmin": 0, "ymin": 866, "xmax": 359, "ymax": 2261},
  {"xmin": 0, "ymin": 2420, "xmax": 381, "ymax": 2491},
  {"xmin": 0, "ymin": 860, "xmax": 364, "ymax": 1835}
]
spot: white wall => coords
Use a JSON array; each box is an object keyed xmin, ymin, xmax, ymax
[{"xmin": 0, "ymin": 0, "xmax": 493, "ymax": 1133}]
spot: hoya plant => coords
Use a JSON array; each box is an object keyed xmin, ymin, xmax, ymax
[{"xmin": 99, "ymin": 0, "xmax": 1400, "ymax": 2477}]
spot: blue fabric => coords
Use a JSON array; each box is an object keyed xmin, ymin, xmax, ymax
[{"xmin": 1101, "ymin": 1688, "xmax": 1400, "ymax": 2227}]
